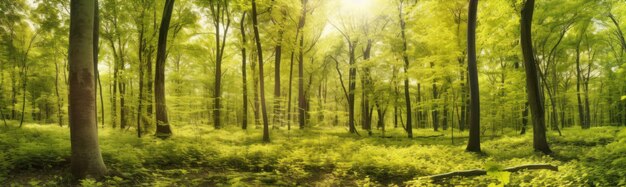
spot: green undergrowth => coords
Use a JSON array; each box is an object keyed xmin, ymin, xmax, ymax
[{"xmin": 0, "ymin": 123, "xmax": 624, "ymax": 186}]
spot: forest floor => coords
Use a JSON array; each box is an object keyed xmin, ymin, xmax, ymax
[{"xmin": 1, "ymin": 122, "xmax": 625, "ymax": 186}]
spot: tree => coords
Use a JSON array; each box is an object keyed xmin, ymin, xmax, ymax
[
  {"xmin": 251, "ymin": 0, "xmax": 270, "ymax": 142},
  {"xmin": 465, "ymin": 0, "xmax": 481, "ymax": 153},
  {"xmin": 239, "ymin": 11, "xmax": 248, "ymax": 130},
  {"xmin": 298, "ymin": 0, "xmax": 308, "ymax": 130},
  {"xmin": 206, "ymin": 0, "xmax": 231, "ymax": 129},
  {"xmin": 68, "ymin": 0, "xmax": 107, "ymax": 179},
  {"xmin": 520, "ymin": 0, "xmax": 552, "ymax": 154},
  {"xmin": 154, "ymin": 0, "xmax": 175, "ymax": 138},
  {"xmin": 398, "ymin": 0, "xmax": 412, "ymax": 138}
]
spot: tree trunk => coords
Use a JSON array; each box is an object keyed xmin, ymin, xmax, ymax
[
  {"xmin": 576, "ymin": 43, "xmax": 586, "ymax": 129},
  {"xmin": 465, "ymin": 0, "xmax": 481, "ymax": 153},
  {"xmin": 68, "ymin": 0, "xmax": 107, "ymax": 178},
  {"xmin": 240, "ymin": 12, "xmax": 248, "ymax": 130},
  {"xmin": 361, "ymin": 40, "xmax": 372, "ymax": 132},
  {"xmin": 251, "ymin": 0, "xmax": 270, "ymax": 142},
  {"xmin": 252, "ymin": 48, "xmax": 260, "ymax": 128},
  {"xmin": 399, "ymin": 1, "xmax": 412, "ymax": 138},
  {"xmin": 297, "ymin": 0, "xmax": 308, "ymax": 130},
  {"xmin": 209, "ymin": 0, "xmax": 231, "ymax": 129},
  {"xmin": 273, "ymin": 37, "xmax": 283, "ymax": 126},
  {"xmin": 154, "ymin": 0, "xmax": 175, "ymax": 138},
  {"xmin": 431, "ymin": 62, "xmax": 439, "ymax": 131},
  {"xmin": 520, "ymin": 0, "xmax": 552, "ymax": 154},
  {"xmin": 348, "ymin": 42, "xmax": 357, "ymax": 134}
]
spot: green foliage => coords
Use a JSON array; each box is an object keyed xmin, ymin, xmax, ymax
[{"xmin": 2, "ymin": 124, "xmax": 624, "ymax": 186}]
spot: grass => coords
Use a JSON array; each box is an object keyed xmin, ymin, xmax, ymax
[{"xmin": 0, "ymin": 122, "xmax": 624, "ymax": 186}]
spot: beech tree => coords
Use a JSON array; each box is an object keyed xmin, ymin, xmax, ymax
[
  {"xmin": 154, "ymin": 0, "xmax": 175, "ymax": 138},
  {"xmin": 520, "ymin": 0, "xmax": 552, "ymax": 154},
  {"xmin": 68, "ymin": 0, "xmax": 107, "ymax": 179}
]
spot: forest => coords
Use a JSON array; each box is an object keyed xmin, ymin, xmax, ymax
[{"xmin": 1, "ymin": 0, "xmax": 626, "ymax": 186}]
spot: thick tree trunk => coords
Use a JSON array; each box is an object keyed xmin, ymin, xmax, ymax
[
  {"xmin": 520, "ymin": 0, "xmax": 552, "ymax": 154},
  {"xmin": 465, "ymin": 0, "xmax": 481, "ymax": 153},
  {"xmin": 154, "ymin": 0, "xmax": 175, "ymax": 138},
  {"xmin": 251, "ymin": 0, "xmax": 270, "ymax": 142},
  {"xmin": 68, "ymin": 0, "xmax": 107, "ymax": 178}
]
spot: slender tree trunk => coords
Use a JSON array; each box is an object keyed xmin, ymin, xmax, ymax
[
  {"xmin": 209, "ymin": 0, "xmax": 231, "ymax": 129},
  {"xmin": 417, "ymin": 83, "xmax": 424, "ymax": 128},
  {"xmin": 399, "ymin": 1, "xmax": 412, "ymax": 138},
  {"xmin": 431, "ymin": 62, "xmax": 439, "ymax": 131},
  {"xmin": 252, "ymin": 48, "xmax": 260, "ymax": 128},
  {"xmin": 68, "ymin": 0, "xmax": 107, "ymax": 178},
  {"xmin": 251, "ymin": 0, "xmax": 270, "ymax": 142},
  {"xmin": 19, "ymin": 62, "xmax": 27, "ymax": 128},
  {"xmin": 575, "ymin": 44, "xmax": 586, "ymax": 129},
  {"xmin": 297, "ymin": 0, "xmax": 308, "ymax": 129},
  {"xmin": 55, "ymin": 61, "xmax": 63, "ymax": 126},
  {"xmin": 348, "ymin": 43, "xmax": 358, "ymax": 134},
  {"xmin": 240, "ymin": 12, "xmax": 248, "ymax": 130},
  {"xmin": 520, "ymin": 0, "xmax": 552, "ymax": 154},
  {"xmin": 154, "ymin": 0, "xmax": 175, "ymax": 138},
  {"xmin": 273, "ymin": 35, "xmax": 283, "ymax": 126},
  {"xmin": 442, "ymin": 94, "xmax": 448, "ymax": 130},
  {"xmin": 361, "ymin": 40, "xmax": 372, "ymax": 133},
  {"xmin": 111, "ymin": 43, "xmax": 118, "ymax": 128}
]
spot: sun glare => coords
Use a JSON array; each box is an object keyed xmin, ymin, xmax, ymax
[{"xmin": 340, "ymin": 0, "xmax": 374, "ymax": 13}]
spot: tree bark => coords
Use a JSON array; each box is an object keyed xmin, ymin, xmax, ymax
[
  {"xmin": 240, "ymin": 12, "xmax": 248, "ymax": 130},
  {"xmin": 575, "ymin": 40, "xmax": 586, "ymax": 129},
  {"xmin": 251, "ymin": 0, "xmax": 270, "ymax": 142},
  {"xmin": 68, "ymin": 0, "xmax": 107, "ymax": 178},
  {"xmin": 520, "ymin": 0, "xmax": 552, "ymax": 154},
  {"xmin": 431, "ymin": 62, "xmax": 439, "ymax": 131},
  {"xmin": 209, "ymin": 0, "xmax": 231, "ymax": 129},
  {"xmin": 425, "ymin": 164, "xmax": 558, "ymax": 181},
  {"xmin": 465, "ymin": 0, "xmax": 481, "ymax": 153},
  {"xmin": 399, "ymin": 1, "xmax": 412, "ymax": 138},
  {"xmin": 348, "ymin": 42, "xmax": 358, "ymax": 134},
  {"xmin": 297, "ymin": 0, "xmax": 308, "ymax": 129},
  {"xmin": 154, "ymin": 0, "xmax": 175, "ymax": 138}
]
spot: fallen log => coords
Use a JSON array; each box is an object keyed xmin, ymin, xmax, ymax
[{"xmin": 425, "ymin": 164, "xmax": 558, "ymax": 181}]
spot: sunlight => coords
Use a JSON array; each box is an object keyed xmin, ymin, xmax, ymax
[{"xmin": 340, "ymin": 0, "xmax": 374, "ymax": 14}]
